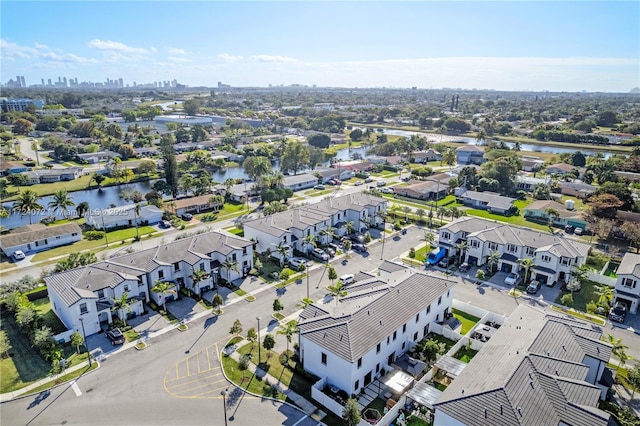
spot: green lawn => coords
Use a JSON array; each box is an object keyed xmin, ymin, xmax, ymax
[
  {"xmin": 425, "ymin": 333, "xmax": 456, "ymax": 353},
  {"xmin": 414, "ymin": 244, "xmax": 431, "ymax": 263},
  {"xmin": 453, "ymin": 345, "xmax": 479, "ymax": 363},
  {"xmin": 554, "ymin": 279, "xmax": 602, "ymax": 313},
  {"xmin": 31, "ymin": 226, "xmax": 155, "ymax": 261},
  {"xmin": 32, "ymin": 298, "xmax": 67, "ymax": 334},
  {"xmin": 220, "ymin": 354, "xmax": 286, "ymax": 400},
  {"xmin": 451, "ymin": 308, "xmax": 481, "ymax": 335},
  {"xmin": 465, "ymin": 208, "xmax": 549, "ymax": 231}
]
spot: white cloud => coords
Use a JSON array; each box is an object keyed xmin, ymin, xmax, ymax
[
  {"xmin": 33, "ymin": 42, "xmax": 50, "ymax": 50},
  {"xmin": 168, "ymin": 56, "xmax": 192, "ymax": 63},
  {"xmin": 1, "ymin": 39, "xmax": 41, "ymax": 58},
  {"xmin": 218, "ymin": 53, "xmax": 243, "ymax": 62},
  {"xmin": 168, "ymin": 48, "xmax": 187, "ymax": 55},
  {"xmin": 88, "ymin": 39, "xmax": 150, "ymax": 54},
  {"xmin": 251, "ymin": 55, "xmax": 297, "ymax": 63},
  {"xmin": 41, "ymin": 52, "xmax": 97, "ymax": 64}
]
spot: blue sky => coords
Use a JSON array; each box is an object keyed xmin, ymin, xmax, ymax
[{"xmin": 1, "ymin": 1, "xmax": 638, "ymax": 92}]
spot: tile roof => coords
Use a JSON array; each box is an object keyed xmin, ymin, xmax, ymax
[
  {"xmin": 616, "ymin": 252, "xmax": 640, "ymax": 277},
  {"xmin": 458, "ymin": 190, "xmax": 516, "ymax": 211},
  {"xmin": 524, "ymin": 200, "xmax": 583, "ymax": 219},
  {"xmin": 433, "ymin": 304, "xmax": 611, "ymax": 426},
  {"xmin": 0, "ymin": 222, "xmax": 81, "ymax": 248},
  {"xmin": 298, "ymin": 269, "xmax": 455, "ymax": 363}
]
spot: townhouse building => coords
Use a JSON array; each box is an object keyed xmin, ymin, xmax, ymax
[
  {"xmin": 44, "ymin": 230, "xmax": 253, "ymax": 337},
  {"xmin": 243, "ymin": 193, "xmax": 387, "ymax": 261},
  {"xmin": 438, "ymin": 217, "xmax": 590, "ymax": 286},
  {"xmin": 612, "ymin": 252, "xmax": 640, "ymax": 315},
  {"xmin": 0, "ymin": 223, "xmax": 82, "ymax": 257},
  {"xmin": 299, "ymin": 267, "xmax": 455, "ymax": 397}
]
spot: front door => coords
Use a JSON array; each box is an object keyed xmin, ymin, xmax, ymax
[
  {"xmin": 364, "ymin": 371, "xmax": 372, "ymax": 386},
  {"xmin": 388, "ymin": 353, "xmax": 395, "ymax": 365}
]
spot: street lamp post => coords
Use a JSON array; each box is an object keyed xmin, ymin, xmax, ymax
[
  {"xmin": 220, "ymin": 389, "xmax": 228, "ymax": 426},
  {"xmin": 78, "ymin": 317, "xmax": 92, "ymax": 367},
  {"xmin": 256, "ymin": 316, "xmax": 261, "ymax": 363},
  {"xmin": 306, "ymin": 264, "xmax": 310, "ymax": 300}
]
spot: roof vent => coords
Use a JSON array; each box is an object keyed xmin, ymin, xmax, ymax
[
  {"xmin": 555, "ymin": 370, "xmax": 559, "ymax": 376},
  {"xmin": 461, "ymin": 389, "xmax": 464, "ymax": 395},
  {"xmin": 529, "ymin": 381, "xmax": 535, "ymax": 389},
  {"xmin": 323, "ymin": 332, "xmax": 327, "ymax": 338},
  {"xmin": 500, "ymin": 404, "xmax": 503, "ymax": 415},
  {"xmin": 484, "ymin": 408, "xmax": 488, "ymax": 419},
  {"xmin": 562, "ymin": 345, "xmax": 566, "ymax": 351},
  {"xmin": 379, "ymin": 320, "xmax": 382, "ymax": 326},
  {"xmin": 517, "ymin": 407, "xmax": 522, "ymax": 417}
]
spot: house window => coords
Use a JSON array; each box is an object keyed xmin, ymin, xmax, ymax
[
  {"xmin": 199, "ymin": 263, "xmax": 205, "ymax": 271},
  {"xmin": 489, "ymin": 242, "xmax": 499, "ymax": 251},
  {"xmin": 542, "ymin": 255, "xmax": 551, "ymax": 263},
  {"xmin": 72, "ymin": 232, "xmax": 78, "ymax": 236},
  {"xmin": 97, "ymin": 289, "xmax": 104, "ymax": 299},
  {"xmin": 354, "ymin": 380, "xmax": 359, "ymax": 391},
  {"xmin": 357, "ymin": 358, "xmax": 362, "ymax": 368},
  {"xmin": 426, "ymin": 305, "xmax": 431, "ymax": 314},
  {"xmin": 376, "ymin": 363, "xmax": 380, "ymax": 373},
  {"xmin": 470, "ymin": 240, "xmax": 480, "ymax": 249},
  {"xmin": 321, "ymin": 353, "xmax": 327, "ymax": 365},
  {"xmin": 174, "ymin": 262, "xmax": 180, "ymax": 271},
  {"xmin": 402, "ymin": 324, "xmax": 407, "ymax": 333},
  {"xmin": 243, "ymin": 247, "xmax": 247, "ymax": 255},
  {"xmin": 622, "ymin": 278, "xmax": 637, "ymax": 288},
  {"xmin": 124, "ymin": 285, "xmax": 130, "ymax": 292},
  {"xmin": 413, "ymin": 332, "xmax": 418, "ymax": 341},
  {"xmin": 507, "ymin": 244, "xmax": 517, "ymax": 253},
  {"xmin": 232, "ymin": 253, "xmax": 237, "ymax": 261},
  {"xmin": 560, "ymin": 257, "xmax": 572, "ymax": 266},
  {"xmin": 415, "ymin": 313, "xmax": 420, "ymax": 323},
  {"xmin": 387, "ymin": 337, "xmax": 390, "ymax": 345},
  {"xmin": 80, "ymin": 303, "xmax": 88, "ymax": 315},
  {"xmin": 377, "ymin": 343, "xmax": 381, "ymax": 353},
  {"xmin": 423, "ymin": 325, "xmax": 428, "ymax": 337},
  {"xmin": 393, "ymin": 331, "xmax": 397, "ymax": 341},
  {"xmin": 436, "ymin": 313, "xmax": 440, "ymax": 321},
  {"xmin": 158, "ymin": 270, "xmax": 164, "ymax": 280},
  {"xmin": 442, "ymin": 231, "xmax": 451, "ymax": 240},
  {"xmin": 447, "ymin": 290, "xmax": 450, "ymax": 298},
  {"xmin": 438, "ymin": 296, "xmax": 442, "ymax": 305},
  {"xmin": 526, "ymin": 247, "xmax": 535, "ymax": 256}
]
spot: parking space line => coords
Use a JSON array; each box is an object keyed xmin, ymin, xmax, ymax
[
  {"xmin": 292, "ymin": 415, "xmax": 309, "ymax": 426},
  {"xmin": 165, "ymin": 371, "xmax": 222, "ymax": 388}
]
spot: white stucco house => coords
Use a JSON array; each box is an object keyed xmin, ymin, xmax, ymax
[
  {"xmin": 438, "ymin": 217, "xmax": 590, "ymax": 286},
  {"xmin": 44, "ymin": 230, "xmax": 254, "ymax": 337},
  {"xmin": 85, "ymin": 204, "xmax": 163, "ymax": 230},
  {"xmin": 243, "ymin": 193, "xmax": 387, "ymax": 262},
  {"xmin": 283, "ymin": 173, "xmax": 319, "ymax": 191},
  {"xmin": 433, "ymin": 304, "xmax": 613, "ymax": 426},
  {"xmin": 0, "ymin": 223, "xmax": 81, "ymax": 257},
  {"xmin": 612, "ymin": 252, "xmax": 640, "ymax": 315},
  {"xmin": 298, "ymin": 267, "xmax": 455, "ymax": 397}
]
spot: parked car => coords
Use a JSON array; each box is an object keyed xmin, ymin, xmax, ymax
[
  {"xmin": 106, "ymin": 328, "xmax": 125, "ymax": 345},
  {"xmin": 328, "ymin": 242, "xmax": 341, "ymax": 253},
  {"xmin": 574, "ymin": 227, "xmax": 584, "ymax": 235},
  {"xmin": 564, "ymin": 225, "xmax": 574, "ymax": 233},
  {"xmin": 340, "ymin": 274, "xmax": 355, "ymax": 285},
  {"xmin": 181, "ymin": 213, "xmax": 193, "ymax": 221},
  {"xmin": 380, "ymin": 187, "xmax": 394, "ymax": 194},
  {"xmin": 426, "ymin": 247, "xmax": 446, "ymax": 266},
  {"xmin": 314, "ymin": 184, "xmax": 326, "ymax": 190},
  {"xmin": 609, "ymin": 303, "xmax": 627, "ymax": 323},
  {"xmin": 161, "ymin": 220, "xmax": 172, "ymax": 228},
  {"xmin": 438, "ymin": 257, "xmax": 455, "ymax": 268},
  {"xmin": 376, "ymin": 180, "xmax": 386, "ymax": 187},
  {"xmin": 352, "ymin": 243, "xmax": 367, "ymax": 253},
  {"xmin": 364, "ymin": 177, "xmax": 374, "ymax": 183},
  {"xmin": 354, "ymin": 181, "xmax": 364, "ymax": 186},
  {"xmin": 311, "ymin": 248, "xmax": 330, "ymax": 262},
  {"xmin": 288, "ymin": 257, "xmax": 308, "ymax": 269},
  {"xmin": 350, "ymin": 234, "xmax": 365, "ymax": 243},
  {"xmin": 13, "ymin": 250, "xmax": 26, "ymax": 261},
  {"xmin": 526, "ymin": 280, "xmax": 541, "ymax": 294},
  {"xmin": 504, "ymin": 272, "xmax": 521, "ymax": 286},
  {"xmin": 324, "ymin": 246, "xmax": 336, "ymax": 257}
]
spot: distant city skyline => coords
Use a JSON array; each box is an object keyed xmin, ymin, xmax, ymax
[{"xmin": 1, "ymin": 1, "xmax": 638, "ymax": 93}]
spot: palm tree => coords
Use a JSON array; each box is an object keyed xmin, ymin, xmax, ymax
[
  {"xmin": 456, "ymin": 241, "xmax": 468, "ymax": 265},
  {"xmin": 92, "ymin": 173, "xmax": 106, "ymax": 189},
  {"xmin": 319, "ymin": 226, "xmax": 337, "ymax": 245},
  {"xmin": 486, "ymin": 251, "xmax": 500, "ymax": 274},
  {"xmin": 221, "ymin": 258, "xmax": 240, "ymax": 284},
  {"xmin": 449, "ymin": 206, "xmax": 460, "ymax": 221},
  {"xmin": 272, "ymin": 241, "xmax": 290, "ymax": 267},
  {"xmin": 421, "ymin": 231, "xmax": 435, "ymax": 250},
  {"xmin": 344, "ymin": 220, "xmax": 356, "ymax": 236},
  {"xmin": 606, "ymin": 334, "xmax": 630, "ymax": 368},
  {"xmin": 402, "ymin": 206, "xmax": 412, "ymax": 223},
  {"xmin": 327, "ymin": 282, "xmax": 347, "ymax": 306},
  {"xmin": 111, "ymin": 293, "xmax": 132, "ymax": 326},
  {"xmin": 545, "ymin": 208, "xmax": 559, "ymax": 229},
  {"xmin": 595, "ymin": 285, "xmax": 614, "ymax": 308},
  {"xmin": 48, "ymin": 189, "xmax": 75, "ymax": 216},
  {"xmin": 476, "ymin": 129, "xmax": 487, "ymax": 145},
  {"xmin": 190, "ymin": 268, "xmax": 210, "ymax": 296},
  {"xmin": 13, "ymin": 190, "xmax": 43, "ymax": 225},
  {"xmin": 437, "ymin": 207, "xmax": 448, "ymax": 224},
  {"xmin": 303, "ymin": 234, "xmax": 317, "ymax": 255},
  {"xmin": 518, "ymin": 258, "xmax": 536, "ymax": 283},
  {"xmin": 151, "ymin": 280, "xmax": 175, "ymax": 312},
  {"xmin": 134, "ymin": 203, "xmax": 141, "ymax": 240},
  {"xmin": 277, "ymin": 321, "xmax": 298, "ymax": 361},
  {"xmin": 443, "ymin": 149, "xmax": 456, "ymax": 170},
  {"xmin": 270, "ymin": 171, "xmax": 285, "ymax": 189},
  {"xmin": 224, "ymin": 178, "xmax": 235, "ymax": 197}
]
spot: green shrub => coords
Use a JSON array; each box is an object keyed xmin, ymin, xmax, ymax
[
  {"xmin": 148, "ymin": 301, "xmax": 159, "ymax": 311},
  {"xmin": 475, "ymin": 270, "xmax": 485, "ymax": 280},
  {"xmin": 409, "ymin": 248, "xmax": 416, "ymax": 258},
  {"xmin": 393, "ymin": 221, "xmax": 402, "ymax": 231},
  {"xmin": 560, "ymin": 293, "xmax": 574, "ymax": 306},
  {"xmin": 279, "ymin": 270, "xmax": 291, "ymax": 280},
  {"xmin": 85, "ymin": 230, "xmax": 105, "ymax": 241},
  {"xmin": 586, "ymin": 301, "xmax": 598, "ymax": 314}
]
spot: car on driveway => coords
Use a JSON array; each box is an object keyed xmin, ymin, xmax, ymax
[
  {"xmin": 504, "ymin": 272, "xmax": 520, "ymax": 286},
  {"xmin": 352, "ymin": 243, "xmax": 367, "ymax": 253},
  {"xmin": 380, "ymin": 187, "xmax": 394, "ymax": 194},
  {"xmin": 364, "ymin": 177, "xmax": 373, "ymax": 183},
  {"xmin": 354, "ymin": 181, "xmax": 363, "ymax": 186},
  {"xmin": 526, "ymin": 280, "xmax": 541, "ymax": 294},
  {"xmin": 609, "ymin": 303, "xmax": 627, "ymax": 323},
  {"xmin": 13, "ymin": 250, "xmax": 26, "ymax": 261},
  {"xmin": 438, "ymin": 257, "xmax": 455, "ymax": 268},
  {"xmin": 106, "ymin": 328, "xmax": 125, "ymax": 345},
  {"xmin": 161, "ymin": 220, "xmax": 172, "ymax": 228},
  {"xmin": 574, "ymin": 227, "xmax": 584, "ymax": 235},
  {"xmin": 324, "ymin": 246, "xmax": 336, "ymax": 257},
  {"xmin": 288, "ymin": 257, "xmax": 308, "ymax": 270},
  {"xmin": 376, "ymin": 180, "xmax": 386, "ymax": 187},
  {"xmin": 181, "ymin": 213, "xmax": 193, "ymax": 221},
  {"xmin": 311, "ymin": 248, "xmax": 330, "ymax": 262},
  {"xmin": 314, "ymin": 184, "xmax": 326, "ymax": 190}
]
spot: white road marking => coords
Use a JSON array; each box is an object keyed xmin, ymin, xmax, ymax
[
  {"xmin": 71, "ymin": 380, "xmax": 82, "ymax": 397},
  {"xmin": 291, "ymin": 415, "xmax": 308, "ymax": 426}
]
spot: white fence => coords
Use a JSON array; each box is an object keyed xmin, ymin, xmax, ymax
[
  {"xmin": 311, "ymin": 377, "xmax": 346, "ymax": 418},
  {"xmin": 54, "ymin": 329, "xmax": 74, "ymax": 343},
  {"xmin": 586, "ymin": 271, "xmax": 617, "ymax": 288}
]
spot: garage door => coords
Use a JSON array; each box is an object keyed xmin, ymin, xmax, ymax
[{"xmin": 500, "ymin": 263, "xmax": 513, "ymax": 273}]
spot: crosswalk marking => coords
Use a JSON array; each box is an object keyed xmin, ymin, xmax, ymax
[{"xmin": 71, "ymin": 380, "xmax": 82, "ymax": 397}]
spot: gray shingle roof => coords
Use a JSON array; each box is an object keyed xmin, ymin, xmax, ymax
[
  {"xmin": 433, "ymin": 305, "xmax": 611, "ymax": 426},
  {"xmin": 0, "ymin": 222, "xmax": 81, "ymax": 249},
  {"xmin": 458, "ymin": 190, "xmax": 515, "ymax": 211},
  {"xmin": 298, "ymin": 270, "xmax": 454, "ymax": 363},
  {"xmin": 616, "ymin": 252, "xmax": 640, "ymax": 277}
]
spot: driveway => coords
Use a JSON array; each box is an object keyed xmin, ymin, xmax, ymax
[
  {"xmin": 167, "ymin": 296, "xmax": 208, "ymax": 321},
  {"xmin": 487, "ymin": 271, "xmax": 511, "ymax": 288}
]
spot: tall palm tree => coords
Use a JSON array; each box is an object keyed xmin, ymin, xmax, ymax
[
  {"xmin": 327, "ymin": 282, "xmax": 347, "ymax": 306},
  {"xmin": 302, "ymin": 234, "xmax": 317, "ymax": 254},
  {"xmin": 270, "ymin": 171, "xmax": 285, "ymax": 189},
  {"xmin": 276, "ymin": 321, "xmax": 298, "ymax": 361},
  {"xmin": 606, "ymin": 334, "xmax": 630, "ymax": 368},
  {"xmin": 319, "ymin": 226, "xmax": 337, "ymax": 245},
  {"xmin": 422, "ymin": 231, "xmax": 435, "ymax": 250},
  {"xmin": 134, "ymin": 203, "xmax": 141, "ymax": 240},
  {"xmin": 437, "ymin": 207, "xmax": 448, "ymax": 224},
  {"xmin": 443, "ymin": 149, "xmax": 456, "ymax": 170},
  {"xmin": 272, "ymin": 241, "xmax": 290, "ymax": 267},
  {"xmin": 151, "ymin": 280, "xmax": 175, "ymax": 312},
  {"xmin": 456, "ymin": 241, "xmax": 468, "ymax": 265},
  {"xmin": 48, "ymin": 189, "xmax": 75, "ymax": 216},
  {"xmin": 221, "ymin": 258, "xmax": 240, "ymax": 284},
  {"xmin": 518, "ymin": 258, "xmax": 535, "ymax": 283},
  {"xmin": 486, "ymin": 251, "xmax": 500, "ymax": 273},
  {"xmin": 595, "ymin": 285, "xmax": 614, "ymax": 308},
  {"xmin": 111, "ymin": 292, "xmax": 132, "ymax": 326},
  {"xmin": 545, "ymin": 208, "xmax": 559, "ymax": 229},
  {"xmin": 190, "ymin": 268, "xmax": 210, "ymax": 296},
  {"xmin": 13, "ymin": 190, "xmax": 43, "ymax": 225},
  {"xmin": 344, "ymin": 221, "xmax": 356, "ymax": 236}
]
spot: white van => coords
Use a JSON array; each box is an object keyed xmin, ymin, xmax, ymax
[{"xmin": 340, "ymin": 274, "xmax": 355, "ymax": 285}]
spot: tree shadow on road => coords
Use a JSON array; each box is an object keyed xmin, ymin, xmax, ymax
[{"xmin": 185, "ymin": 316, "xmax": 218, "ymax": 354}]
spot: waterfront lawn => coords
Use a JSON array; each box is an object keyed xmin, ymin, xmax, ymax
[{"xmin": 31, "ymin": 226, "xmax": 155, "ymax": 261}]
